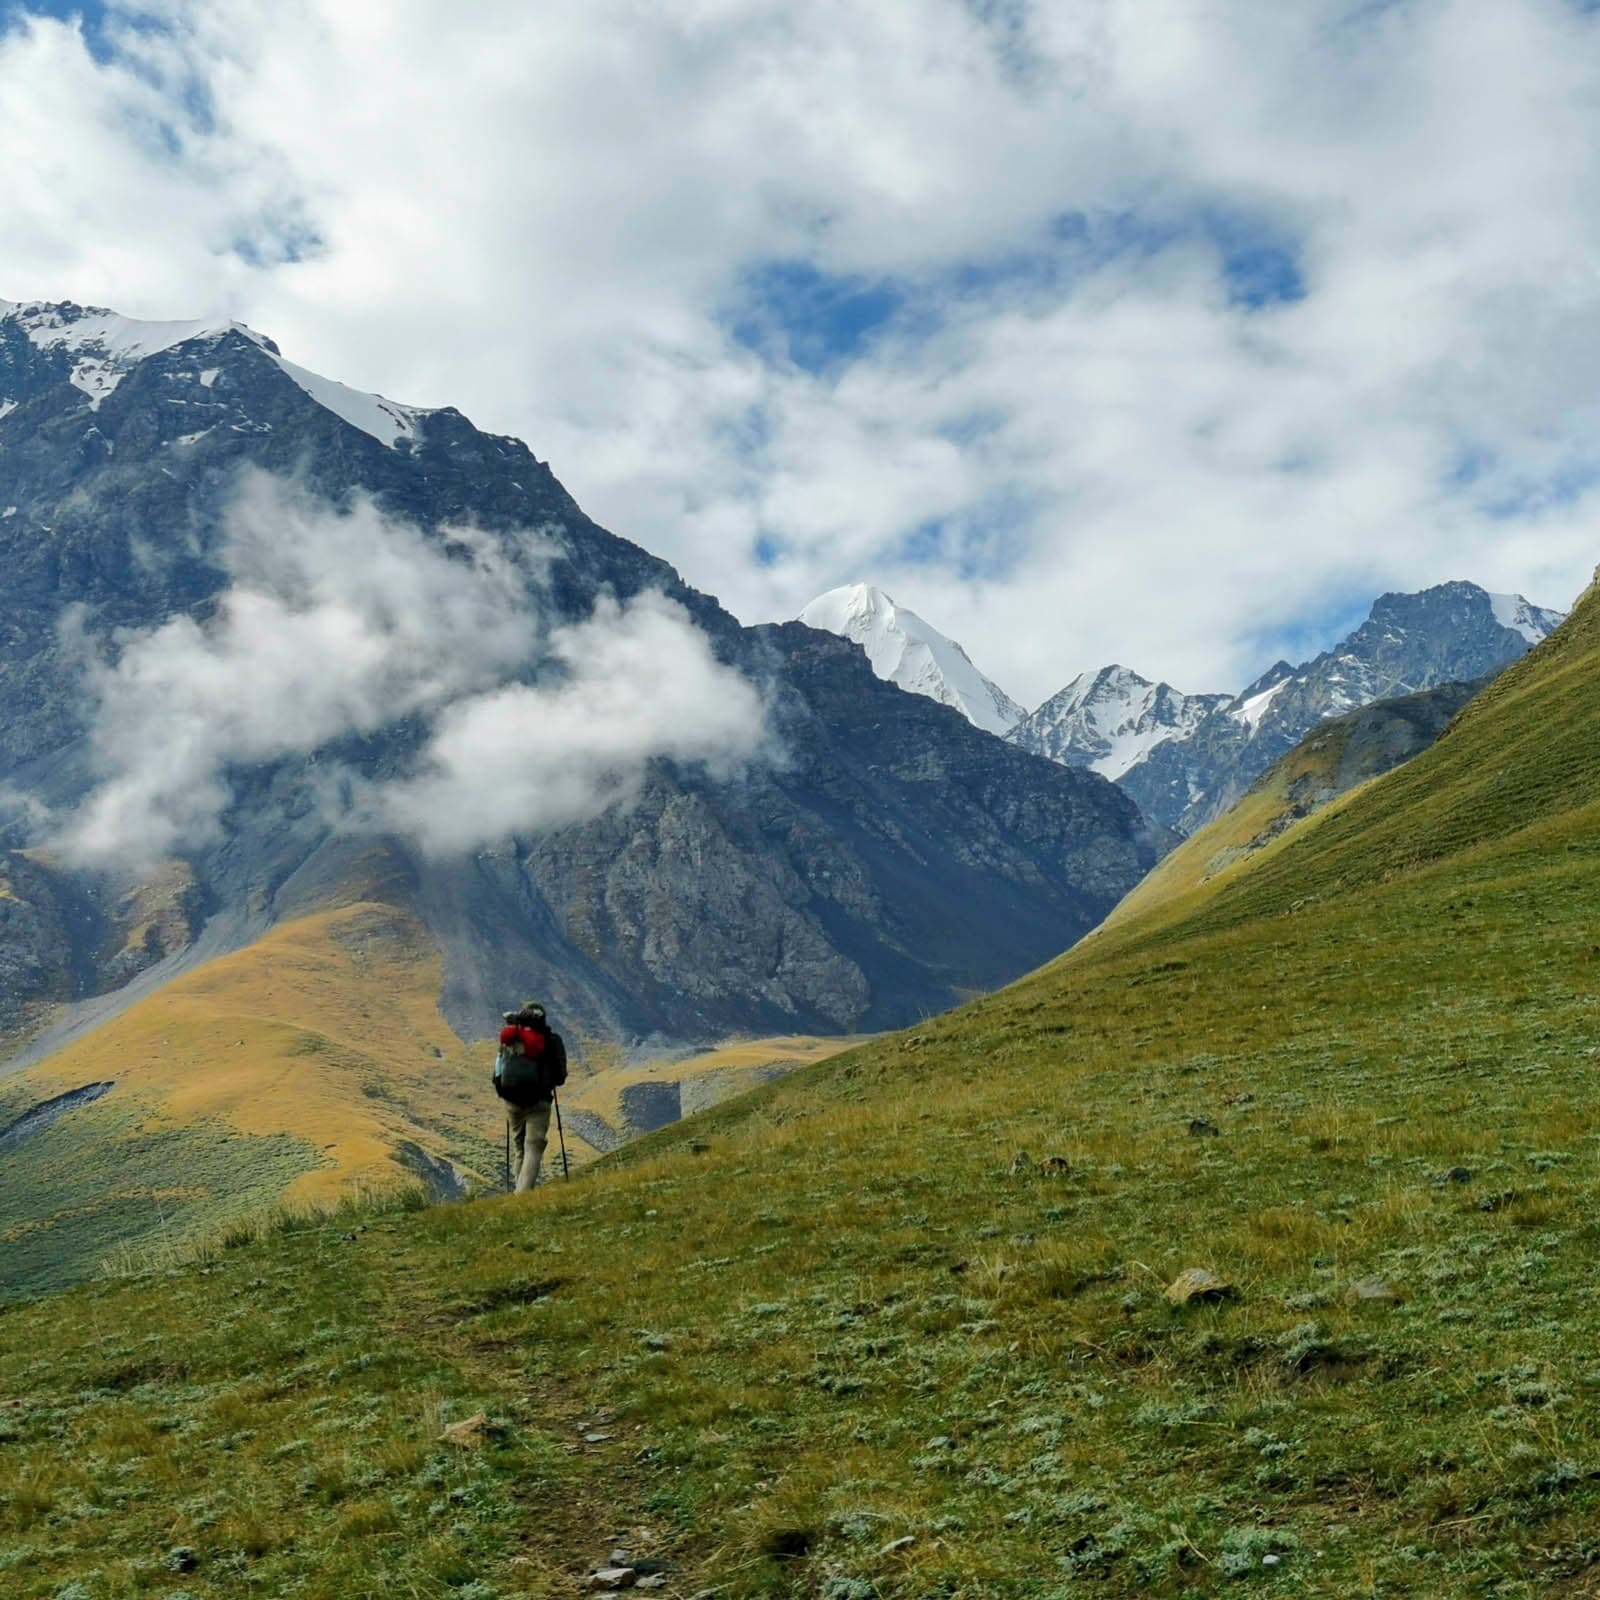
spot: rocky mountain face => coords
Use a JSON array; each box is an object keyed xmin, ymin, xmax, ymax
[
  {"xmin": 1013, "ymin": 667, "xmax": 1231, "ymax": 780},
  {"xmin": 0, "ymin": 299, "xmax": 1162, "ymax": 1060},
  {"xmin": 798, "ymin": 582, "xmax": 1025, "ymax": 735},
  {"xmin": 1009, "ymin": 583, "xmax": 1564, "ymax": 835}
]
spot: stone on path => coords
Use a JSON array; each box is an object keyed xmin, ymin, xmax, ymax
[
  {"xmin": 439, "ymin": 1411, "xmax": 504, "ymax": 1448},
  {"xmin": 1166, "ymin": 1268, "xmax": 1236, "ymax": 1305},
  {"xmin": 588, "ymin": 1569, "xmax": 637, "ymax": 1590},
  {"xmin": 1345, "ymin": 1276, "xmax": 1402, "ymax": 1305}
]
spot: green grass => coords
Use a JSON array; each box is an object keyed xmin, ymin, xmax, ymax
[
  {"xmin": 3, "ymin": 579, "xmax": 1600, "ymax": 1596},
  {"xmin": 1, "ymin": 1095, "xmax": 327, "ymax": 1297}
]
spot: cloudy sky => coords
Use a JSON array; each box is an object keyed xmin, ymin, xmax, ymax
[{"xmin": 4, "ymin": 0, "xmax": 1599, "ymax": 705}]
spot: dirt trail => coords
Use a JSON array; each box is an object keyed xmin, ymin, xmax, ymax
[{"xmin": 369, "ymin": 1215, "xmax": 714, "ymax": 1597}]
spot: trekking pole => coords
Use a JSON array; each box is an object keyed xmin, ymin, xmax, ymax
[
  {"xmin": 553, "ymin": 1089, "xmax": 570, "ymax": 1180},
  {"xmin": 504, "ymin": 1122, "xmax": 511, "ymax": 1194}
]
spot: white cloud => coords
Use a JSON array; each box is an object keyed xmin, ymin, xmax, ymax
[
  {"xmin": 365, "ymin": 592, "xmax": 769, "ymax": 857},
  {"xmin": 4, "ymin": 0, "xmax": 1600, "ymax": 707},
  {"xmin": 59, "ymin": 473, "xmax": 765, "ymax": 869}
]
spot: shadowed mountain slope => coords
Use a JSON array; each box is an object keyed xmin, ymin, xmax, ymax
[{"xmin": 1106, "ymin": 674, "xmax": 1487, "ymax": 927}]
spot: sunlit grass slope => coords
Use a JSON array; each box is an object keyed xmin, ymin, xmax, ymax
[
  {"xmin": 562, "ymin": 1033, "xmax": 863, "ymax": 1141},
  {"xmin": 1107, "ymin": 677, "xmax": 1482, "ymax": 933},
  {"xmin": 4, "ymin": 574, "xmax": 1600, "ymax": 1598},
  {"xmin": 0, "ymin": 902, "xmax": 496, "ymax": 1298}
]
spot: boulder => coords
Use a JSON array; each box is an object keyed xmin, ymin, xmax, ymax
[{"xmin": 1166, "ymin": 1268, "xmax": 1236, "ymax": 1305}]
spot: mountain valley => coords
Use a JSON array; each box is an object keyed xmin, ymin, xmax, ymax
[
  {"xmin": 3, "ymin": 538, "xmax": 1595, "ymax": 1596},
  {"xmin": 0, "ymin": 298, "xmax": 1162, "ymax": 1286}
]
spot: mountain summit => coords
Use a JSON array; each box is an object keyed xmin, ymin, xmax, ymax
[
  {"xmin": 0, "ymin": 298, "xmax": 428, "ymax": 445},
  {"xmin": 1010, "ymin": 581, "xmax": 1565, "ymax": 834},
  {"xmin": 1013, "ymin": 666, "xmax": 1230, "ymax": 782},
  {"xmin": 798, "ymin": 582, "xmax": 1024, "ymax": 735}
]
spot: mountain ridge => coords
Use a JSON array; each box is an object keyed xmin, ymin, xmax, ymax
[
  {"xmin": 1009, "ymin": 579, "xmax": 1565, "ymax": 834},
  {"xmin": 797, "ymin": 581, "xmax": 1025, "ymax": 735}
]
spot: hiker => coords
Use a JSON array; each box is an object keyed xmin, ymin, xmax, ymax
[{"xmin": 493, "ymin": 1001, "xmax": 568, "ymax": 1192}]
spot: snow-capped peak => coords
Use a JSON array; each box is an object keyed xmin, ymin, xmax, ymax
[
  {"xmin": 1227, "ymin": 659, "xmax": 1296, "ymax": 730},
  {"xmin": 0, "ymin": 299, "xmax": 429, "ymax": 449},
  {"xmin": 1009, "ymin": 665, "xmax": 1228, "ymax": 780},
  {"xmin": 1487, "ymin": 590, "xmax": 1565, "ymax": 646},
  {"xmin": 798, "ymin": 582, "xmax": 1024, "ymax": 735}
]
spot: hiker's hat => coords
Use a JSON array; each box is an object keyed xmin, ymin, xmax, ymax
[{"xmin": 520, "ymin": 1000, "xmax": 546, "ymax": 1022}]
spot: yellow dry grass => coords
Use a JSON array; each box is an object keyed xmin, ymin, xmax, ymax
[
  {"xmin": 561, "ymin": 1033, "xmax": 864, "ymax": 1134},
  {"xmin": 1101, "ymin": 744, "xmax": 1374, "ymax": 935},
  {"xmin": 12, "ymin": 901, "xmax": 486, "ymax": 1205}
]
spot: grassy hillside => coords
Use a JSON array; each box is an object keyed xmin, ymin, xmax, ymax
[
  {"xmin": 1, "ymin": 895, "xmax": 861, "ymax": 1301},
  {"xmin": 0, "ymin": 902, "xmax": 496, "ymax": 1298},
  {"xmin": 4, "ymin": 574, "xmax": 1600, "ymax": 1598},
  {"xmin": 1110, "ymin": 678, "xmax": 1482, "ymax": 929},
  {"xmin": 560, "ymin": 1034, "xmax": 864, "ymax": 1150}
]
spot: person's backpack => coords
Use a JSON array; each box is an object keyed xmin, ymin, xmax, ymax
[{"xmin": 493, "ymin": 1011, "xmax": 568, "ymax": 1106}]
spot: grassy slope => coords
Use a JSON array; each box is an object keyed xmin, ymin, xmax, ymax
[
  {"xmin": 4, "ymin": 577, "xmax": 1600, "ymax": 1597},
  {"xmin": 1, "ymin": 880, "xmax": 860, "ymax": 1298},
  {"xmin": 0, "ymin": 902, "xmax": 497, "ymax": 1297},
  {"xmin": 562, "ymin": 1034, "xmax": 864, "ymax": 1139}
]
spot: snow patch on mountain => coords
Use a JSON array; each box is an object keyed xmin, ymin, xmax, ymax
[
  {"xmin": 1012, "ymin": 666, "xmax": 1227, "ymax": 781},
  {"xmin": 1014, "ymin": 580, "xmax": 1567, "ymax": 837},
  {"xmin": 273, "ymin": 352, "xmax": 424, "ymax": 449},
  {"xmin": 1488, "ymin": 591, "xmax": 1564, "ymax": 645},
  {"xmin": 1229, "ymin": 663, "xmax": 1294, "ymax": 730},
  {"xmin": 799, "ymin": 583, "xmax": 1024, "ymax": 735},
  {"xmin": 1231, "ymin": 678, "xmax": 1286, "ymax": 730},
  {"xmin": 1, "ymin": 300, "xmax": 427, "ymax": 446}
]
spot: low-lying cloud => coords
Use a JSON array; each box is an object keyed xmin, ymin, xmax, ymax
[
  {"xmin": 60, "ymin": 472, "xmax": 767, "ymax": 870},
  {"xmin": 367, "ymin": 592, "xmax": 767, "ymax": 857}
]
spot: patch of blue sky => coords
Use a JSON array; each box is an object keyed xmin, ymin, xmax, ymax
[
  {"xmin": 728, "ymin": 261, "xmax": 905, "ymax": 375},
  {"xmin": 1440, "ymin": 437, "xmax": 1600, "ymax": 518},
  {"xmin": 1055, "ymin": 205, "xmax": 1306, "ymax": 307},
  {"xmin": 890, "ymin": 489, "xmax": 1035, "ymax": 584},
  {"xmin": 1445, "ymin": 444, "xmax": 1496, "ymax": 490},
  {"xmin": 895, "ymin": 519, "xmax": 946, "ymax": 567},
  {"xmin": 2, "ymin": 4, "xmax": 221, "ymax": 135},
  {"xmin": 711, "ymin": 404, "xmax": 772, "ymax": 470},
  {"xmin": 727, "ymin": 203, "xmax": 1304, "ymax": 385},
  {"xmin": 231, "ymin": 217, "xmax": 325, "ymax": 270},
  {"xmin": 0, "ymin": 0, "xmax": 109, "ymax": 38},
  {"xmin": 937, "ymin": 408, "xmax": 1010, "ymax": 449},
  {"xmin": 1483, "ymin": 461, "xmax": 1600, "ymax": 521},
  {"xmin": 751, "ymin": 534, "xmax": 784, "ymax": 569},
  {"xmin": 1236, "ymin": 588, "xmax": 1375, "ymax": 688}
]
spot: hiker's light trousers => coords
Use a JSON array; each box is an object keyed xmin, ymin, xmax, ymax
[{"xmin": 508, "ymin": 1101, "xmax": 551, "ymax": 1192}]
